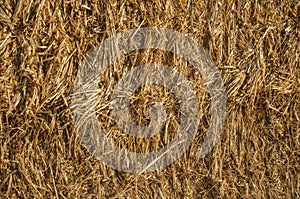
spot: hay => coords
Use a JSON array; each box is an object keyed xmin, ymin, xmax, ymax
[{"xmin": 0, "ymin": 0, "xmax": 299, "ymax": 198}]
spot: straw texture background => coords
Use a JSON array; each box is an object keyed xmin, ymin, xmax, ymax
[{"xmin": 0, "ymin": 0, "xmax": 299, "ymax": 198}]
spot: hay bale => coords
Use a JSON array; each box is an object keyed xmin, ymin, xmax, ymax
[{"xmin": 0, "ymin": 0, "xmax": 299, "ymax": 198}]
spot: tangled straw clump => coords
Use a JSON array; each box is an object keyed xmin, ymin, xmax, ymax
[{"xmin": 0, "ymin": 0, "xmax": 299, "ymax": 198}]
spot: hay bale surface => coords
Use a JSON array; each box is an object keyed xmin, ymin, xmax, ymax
[{"xmin": 0, "ymin": 0, "xmax": 299, "ymax": 198}]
